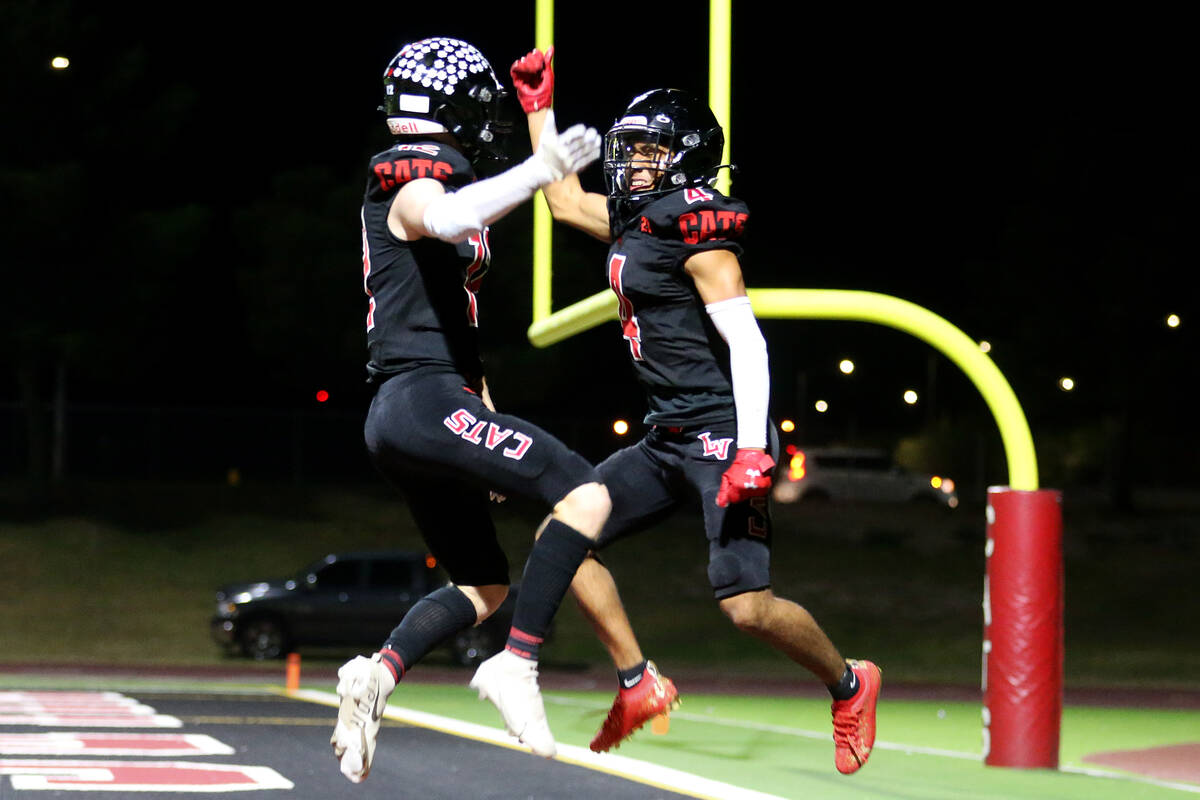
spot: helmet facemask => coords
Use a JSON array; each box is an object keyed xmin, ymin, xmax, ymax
[
  {"xmin": 603, "ymin": 126, "xmax": 678, "ymax": 201},
  {"xmin": 603, "ymin": 89, "xmax": 728, "ymax": 233}
]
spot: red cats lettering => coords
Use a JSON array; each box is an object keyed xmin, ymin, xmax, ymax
[
  {"xmin": 678, "ymin": 209, "xmax": 748, "ymax": 244},
  {"xmin": 443, "ymin": 409, "xmax": 533, "ymax": 460},
  {"xmin": 374, "ymin": 158, "xmax": 455, "ymax": 191}
]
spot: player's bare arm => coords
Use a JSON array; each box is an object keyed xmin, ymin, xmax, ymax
[
  {"xmin": 685, "ymin": 248, "xmax": 774, "ymax": 505},
  {"xmin": 527, "ymin": 108, "xmax": 611, "ymax": 241},
  {"xmin": 683, "ymin": 248, "xmax": 748, "ymax": 306},
  {"xmin": 387, "ymin": 177, "xmax": 449, "ymax": 241},
  {"xmin": 512, "ymin": 48, "xmax": 611, "ymax": 242},
  {"xmin": 479, "ymin": 376, "xmax": 496, "ymax": 412}
]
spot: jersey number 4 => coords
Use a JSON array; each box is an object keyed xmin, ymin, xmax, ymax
[{"xmin": 607, "ymin": 253, "xmax": 644, "ymax": 361}]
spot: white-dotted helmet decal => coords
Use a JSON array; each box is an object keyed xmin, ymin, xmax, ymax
[
  {"xmin": 388, "ymin": 37, "xmax": 496, "ymax": 99},
  {"xmin": 380, "ymin": 36, "xmax": 511, "ymax": 166}
]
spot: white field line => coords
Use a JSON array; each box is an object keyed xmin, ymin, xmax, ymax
[
  {"xmin": 1060, "ymin": 765, "xmax": 1200, "ymax": 795},
  {"xmin": 291, "ymin": 688, "xmax": 787, "ymax": 800},
  {"xmin": 547, "ymin": 695, "xmax": 982, "ymax": 760}
]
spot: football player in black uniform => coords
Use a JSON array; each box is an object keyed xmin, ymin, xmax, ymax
[
  {"xmin": 330, "ymin": 37, "xmax": 610, "ymax": 781},
  {"xmin": 510, "ymin": 48, "xmax": 882, "ymax": 774}
]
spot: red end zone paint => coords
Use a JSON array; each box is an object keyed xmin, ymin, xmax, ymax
[
  {"xmin": 1083, "ymin": 743, "xmax": 1200, "ymax": 785},
  {"xmin": 0, "ymin": 733, "xmax": 234, "ymax": 756},
  {"xmin": 0, "ymin": 692, "xmax": 291, "ymax": 792},
  {"xmin": 0, "ymin": 692, "xmax": 181, "ymax": 728},
  {"xmin": 0, "ymin": 760, "xmax": 294, "ymax": 791}
]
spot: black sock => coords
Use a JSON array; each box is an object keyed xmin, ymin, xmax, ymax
[
  {"xmin": 617, "ymin": 660, "xmax": 649, "ymax": 689},
  {"xmin": 829, "ymin": 664, "xmax": 859, "ymax": 701},
  {"xmin": 383, "ymin": 585, "xmax": 477, "ymax": 676},
  {"xmin": 506, "ymin": 518, "xmax": 593, "ymax": 661}
]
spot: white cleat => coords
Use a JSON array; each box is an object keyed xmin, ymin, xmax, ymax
[
  {"xmin": 469, "ymin": 650, "xmax": 557, "ymax": 758},
  {"xmin": 330, "ymin": 653, "xmax": 396, "ymax": 783}
]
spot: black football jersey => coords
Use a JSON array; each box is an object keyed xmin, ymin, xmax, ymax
[
  {"xmin": 361, "ymin": 140, "xmax": 493, "ymax": 383},
  {"xmin": 605, "ymin": 187, "xmax": 750, "ymax": 426}
]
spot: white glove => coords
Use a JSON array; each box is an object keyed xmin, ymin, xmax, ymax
[
  {"xmin": 422, "ymin": 111, "xmax": 600, "ymax": 242},
  {"xmin": 530, "ymin": 110, "xmax": 601, "ymax": 183}
]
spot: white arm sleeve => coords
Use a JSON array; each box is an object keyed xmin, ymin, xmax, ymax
[
  {"xmin": 422, "ymin": 111, "xmax": 600, "ymax": 243},
  {"xmin": 706, "ymin": 295, "xmax": 770, "ymax": 449},
  {"xmin": 421, "ymin": 158, "xmax": 546, "ymax": 243}
]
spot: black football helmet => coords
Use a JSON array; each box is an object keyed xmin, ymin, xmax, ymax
[
  {"xmin": 603, "ymin": 89, "xmax": 728, "ymax": 229},
  {"xmin": 381, "ymin": 37, "xmax": 512, "ymax": 168}
]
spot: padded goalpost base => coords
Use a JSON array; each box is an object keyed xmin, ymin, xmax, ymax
[{"xmin": 983, "ymin": 486, "xmax": 1063, "ymax": 768}]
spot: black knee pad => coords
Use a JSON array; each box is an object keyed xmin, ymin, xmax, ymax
[
  {"xmin": 708, "ymin": 553, "xmax": 743, "ymax": 593},
  {"xmin": 708, "ymin": 542, "xmax": 771, "ymax": 599}
]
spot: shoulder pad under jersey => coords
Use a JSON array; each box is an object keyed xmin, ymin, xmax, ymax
[
  {"xmin": 367, "ymin": 142, "xmax": 476, "ymax": 198},
  {"xmin": 636, "ymin": 188, "xmax": 750, "ymax": 245}
]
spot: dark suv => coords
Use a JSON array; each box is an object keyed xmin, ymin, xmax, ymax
[{"xmin": 210, "ymin": 551, "xmax": 516, "ymax": 665}]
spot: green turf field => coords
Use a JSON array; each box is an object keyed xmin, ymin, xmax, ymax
[{"xmin": 339, "ymin": 682, "xmax": 1200, "ymax": 799}]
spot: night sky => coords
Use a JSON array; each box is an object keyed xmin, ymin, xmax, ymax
[{"xmin": 3, "ymin": 3, "xmax": 1195, "ymax": 483}]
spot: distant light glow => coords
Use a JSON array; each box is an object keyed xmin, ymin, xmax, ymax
[
  {"xmin": 814, "ymin": 400, "xmax": 828, "ymax": 413},
  {"xmin": 1166, "ymin": 314, "xmax": 1181, "ymax": 328},
  {"xmin": 1059, "ymin": 377, "xmax": 1075, "ymax": 392},
  {"xmin": 780, "ymin": 419, "xmax": 795, "ymax": 433},
  {"xmin": 838, "ymin": 359, "xmax": 855, "ymax": 375},
  {"xmin": 931, "ymin": 476, "xmax": 942, "ymax": 489},
  {"xmin": 903, "ymin": 390, "xmax": 918, "ymax": 405},
  {"xmin": 315, "ymin": 390, "xmax": 330, "ymax": 403},
  {"xmin": 789, "ymin": 451, "xmax": 806, "ymax": 481},
  {"xmin": 51, "ymin": 56, "xmax": 70, "ymax": 69},
  {"xmin": 785, "ymin": 444, "xmax": 797, "ymax": 455},
  {"xmin": 612, "ymin": 419, "xmax": 629, "ymax": 435},
  {"xmin": 979, "ymin": 340, "xmax": 992, "ymax": 353}
]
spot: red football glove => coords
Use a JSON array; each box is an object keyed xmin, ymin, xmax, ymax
[
  {"xmin": 716, "ymin": 449, "xmax": 776, "ymax": 507},
  {"xmin": 509, "ymin": 46, "xmax": 555, "ymax": 113}
]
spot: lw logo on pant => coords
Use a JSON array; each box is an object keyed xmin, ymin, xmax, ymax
[
  {"xmin": 697, "ymin": 432, "xmax": 734, "ymax": 460},
  {"xmin": 444, "ymin": 409, "xmax": 533, "ymax": 460}
]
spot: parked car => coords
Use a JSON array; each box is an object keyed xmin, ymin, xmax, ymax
[
  {"xmin": 772, "ymin": 446, "xmax": 958, "ymax": 508},
  {"xmin": 210, "ymin": 550, "xmax": 518, "ymax": 665}
]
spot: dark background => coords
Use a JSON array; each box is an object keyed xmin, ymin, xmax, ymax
[{"xmin": 2, "ymin": 2, "xmax": 1195, "ymax": 500}]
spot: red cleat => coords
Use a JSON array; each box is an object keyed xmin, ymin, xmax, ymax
[
  {"xmin": 832, "ymin": 659, "xmax": 882, "ymax": 774},
  {"xmin": 590, "ymin": 661, "xmax": 680, "ymax": 752}
]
